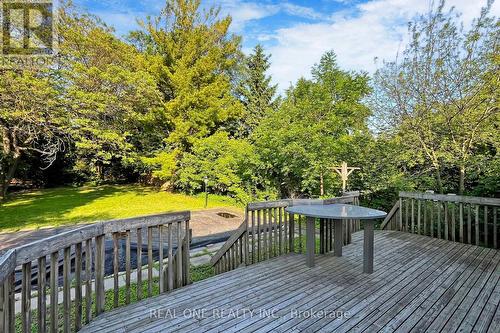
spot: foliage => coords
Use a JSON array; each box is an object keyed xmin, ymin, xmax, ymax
[
  {"xmin": 0, "ymin": 68, "xmax": 67, "ymax": 199},
  {"xmin": 56, "ymin": 4, "xmax": 164, "ymax": 181},
  {"xmin": 0, "ymin": 0, "xmax": 497, "ymax": 210},
  {"xmin": 253, "ymin": 51, "xmax": 371, "ymax": 197},
  {"xmin": 236, "ymin": 44, "xmax": 279, "ymax": 137},
  {"xmin": 177, "ymin": 132, "xmax": 262, "ymax": 203},
  {"xmin": 370, "ymin": 0, "xmax": 499, "ymax": 195},
  {"xmin": 142, "ymin": 0, "xmax": 243, "ymax": 149}
]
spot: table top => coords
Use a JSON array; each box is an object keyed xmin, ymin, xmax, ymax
[{"xmin": 285, "ymin": 204, "xmax": 387, "ymax": 220}]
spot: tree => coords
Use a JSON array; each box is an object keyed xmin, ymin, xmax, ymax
[
  {"xmin": 56, "ymin": 4, "xmax": 164, "ymax": 181},
  {"xmin": 0, "ymin": 68, "xmax": 66, "ymax": 199},
  {"xmin": 253, "ymin": 51, "xmax": 371, "ymax": 197},
  {"xmin": 236, "ymin": 44, "xmax": 278, "ymax": 137},
  {"xmin": 142, "ymin": 0, "xmax": 243, "ymax": 150},
  {"xmin": 371, "ymin": 0, "xmax": 499, "ymax": 194},
  {"xmin": 177, "ymin": 132, "xmax": 261, "ymax": 202},
  {"xmin": 138, "ymin": 0, "xmax": 244, "ymax": 187}
]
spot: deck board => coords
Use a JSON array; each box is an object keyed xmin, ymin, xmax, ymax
[{"xmin": 79, "ymin": 230, "xmax": 500, "ymax": 333}]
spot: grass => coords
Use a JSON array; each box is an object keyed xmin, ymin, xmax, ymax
[
  {"xmin": 15, "ymin": 264, "xmax": 215, "ymax": 333},
  {"xmin": 0, "ymin": 185, "xmax": 241, "ymax": 232}
]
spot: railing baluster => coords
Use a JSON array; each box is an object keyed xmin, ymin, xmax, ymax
[
  {"xmin": 75, "ymin": 243, "xmax": 83, "ymax": 331},
  {"xmin": 85, "ymin": 239, "xmax": 92, "ymax": 324},
  {"xmin": 484, "ymin": 206, "xmax": 488, "ymax": 247},
  {"xmin": 158, "ymin": 225, "xmax": 164, "ymax": 294},
  {"xmin": 95, "ymin": 235, "xmax": 105, "ymax": 315},
  {"xmin": 289, "ymin": 213, "xmax": 295, "ymax": 253},
  {"xmin": 468, "ymin": 204, "xmax": 472, "ymax": 244},
  {"xmin": 0, "ymin": 279, "xmax": 4, "ymax": 333},
  {"xmin": 38, "ymin": 256, "xmax": 47, "ymax": 333},
  {"xmin": 399, "ymin": 198, "xmax": 403, "ymax": 231},
  {"xmin": 437, "ymin": 202, "xmax": 442, "ymax": 239},
  {"xmin": 185, "ymin": 220, "xmax": 190, "ymax": 284},
  {"xmin": 283, "ymin": 209, "xmax": 288, "ymax": 253},
  {"xmin": 251, "ymin": 210, "xmax": 255, "ymax": 263},
  {"xmin": 444, "ymin": 202, "xmax": 449, "ymax": 240},
  {"xmin": 257, "ymin": 210, "xmax": 261, "ymax": 261},
  {"xmin": 136, "ymin": 228, "xmax": 143, "ymax": 300},
  {"xmin": 319, "ymin": 218, "xmax": 324, "ymax": 254},
  {"xmin": 167, "ymin": 224, "xmax": 173, "ymax": 291},
  {"xmin": 6, "ymin": 273, "xmax": 15, "ymax": 333},
  {"xmin": 147, "ymin": 226, "xmax": 153, "ymax": 297},
  {"xmin": 451, "ymin": 202, "xmax": 456, "ymax": 242},
  {"xmin": 50, "ymin": 251, "xmax": 58, "ymax": 333},
  {"xmin": 273, "ymin": 208, "xmax": 278, "ymax": 257},
  {"xmin": 459, "ymin": 203, "xmax": 464, "ymax": 243},
  {"xmin": 0, "ymin": 278, "xmax": 4, "ymax": 333},
  {"xmin": 298, "ymin": 215, "xmax": 303, "ymax": 253},
  {"xmin": 113, "ymin": 232, "xmax": 119, "ymax": 307},
  {"xmin": 125, "ymin": 230, "xmax": 131, "ymax": 304},
  {"xmin": 280, "ymin": 208, "xmax": 285, "ymax": 255},
  {"xmin": 244, "ymin": 209, "xmax": 250, "ymax": 265},
  {"xmin": 475, "ymin": 205, "xmax": 480, "ymax": 246},
  {"xmin": 63, "ymin": 246, "xmax": 71, "ymax": 333},
  {"xmin": 405, "ymin": 199, "xmax": 409, "ymax": 232},
  {"xmin": 176, "ymin": 222, "xmax": 183, "ymax": 287},
  {"xmin": 263, "ymin": 209, "xmax": 268, "ymax": 260},
  {"xmin": 494, "ymin": 207, "xmax": 498, "ymax": 249},
  {"xmin": 22, "ymin": 262, "xmax": 32, "ymax": 333},
  {"xmin": 269, "ymin": 208, "xmax": 274, "ymax": 257},
  {"xmin": 417, "ymin": 200, "xmax": 421, "ymax": 234}
]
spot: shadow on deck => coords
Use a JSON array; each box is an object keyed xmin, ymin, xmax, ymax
[{"xmin": 80, "ymin": 230, "xmax": 500, "ymax": 333}]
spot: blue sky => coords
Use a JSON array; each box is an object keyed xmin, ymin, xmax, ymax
[{"xmin": 72, "ymin": 0, "xmax": 499, "ymax": 91}]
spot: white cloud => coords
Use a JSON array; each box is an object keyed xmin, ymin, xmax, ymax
[
  {"xmin": 213, "ymin": 0, "xmax": 279, "ymax": 32},
  {"xmin": 280, "ymin": 3, "xmax": 327, "ymax": 20},
  {"xmin": 264, "ymin": 0, "xmax": 500, "ymax": 93},
  {"xmin": 215, "ymin": 1, "xmax": 327, "ymax": 32}
]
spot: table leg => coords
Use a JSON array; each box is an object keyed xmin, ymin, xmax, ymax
[
  {"xmin": 364, "ymin": 221, "xmax": 374, "ymax": 273},
  {"xmin": 306, "ymin": 217, "xmax": 315, "ymax": 267},
  {"xmin": 334, "ymin": 219, "xmax": 343, "ymax": 257}
]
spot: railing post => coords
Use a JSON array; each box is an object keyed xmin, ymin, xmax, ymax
[
  {"xmin": 184, "ymin": 221, "xmax": 191, "ymax": 285},
  {"xmin": 244, "ymin": 208, "xmax": 250, "ymax": 265}
]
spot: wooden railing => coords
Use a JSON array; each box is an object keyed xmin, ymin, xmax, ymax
[
  {"xmin": 0, "ymin": 211, "xmax": 191, "ymax": 333},
  {"xmin": 381, "ymin": 192, "xmax": 500, "ymax": 248},
  {"xmin": 211, "ymin": 192, "xmax": 361, "ymax": 274}
]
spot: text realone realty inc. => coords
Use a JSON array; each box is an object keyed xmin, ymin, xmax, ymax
[{"xmin": 149, "ymin": 308, "xmax": 350, "ymax": 320}]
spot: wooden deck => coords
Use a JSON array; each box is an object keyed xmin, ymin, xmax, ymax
[{"xmin": 80, "ymin": 230, "xmax": 500, "ymax": 332}]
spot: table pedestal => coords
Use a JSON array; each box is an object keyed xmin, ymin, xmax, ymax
[
  {"xmin": 306, "ymin": 217, "xmax": 315, "ymax": 267},
  {"xmin": 334, "ymin": 219, "xmax": 343, "ymax": 257},
  {"xmin": 363, "ymin": 221, "xmax": 375, "ymax": 273}
]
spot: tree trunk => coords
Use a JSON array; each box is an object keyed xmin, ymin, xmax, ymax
[
  {"xmin": 459, "ymin": 165, "xmax": 465, "ymax": 195},
  {"xmin": 435, "ymin": 165, "xmax": 444, "ymax": 194},
  {"xmin": 319, "ymin": 171, "xmax": 324, "ymax": 196},
  {"xmin": 1, "ymin": 152, "xmax": 20, "ymax": 199}
]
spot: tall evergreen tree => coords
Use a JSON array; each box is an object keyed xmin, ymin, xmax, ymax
[
  {"xmin": 139, "ymin": 0, "xmax": 244, "ymax": 187},
  {"xmin": 237, "ymin": 45, "xmax": 278, "ymax": 137},
  {"xmin": 143, "ymin": 0, "xmax": 243, "ymax": 149}
]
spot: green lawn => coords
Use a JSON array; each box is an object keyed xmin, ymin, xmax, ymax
[{"xmin": 0, "ymin": 185, "xmax": 241, "ymax": 232}]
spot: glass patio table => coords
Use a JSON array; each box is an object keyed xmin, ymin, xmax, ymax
[{"xmin": 285, "ymin": 204, "xmax": 387, "ymax": 273}]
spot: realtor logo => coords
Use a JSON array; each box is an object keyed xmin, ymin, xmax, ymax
[{"xmin": 1, "ymin": 0, "xmax": 54, "ymax": 56}]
